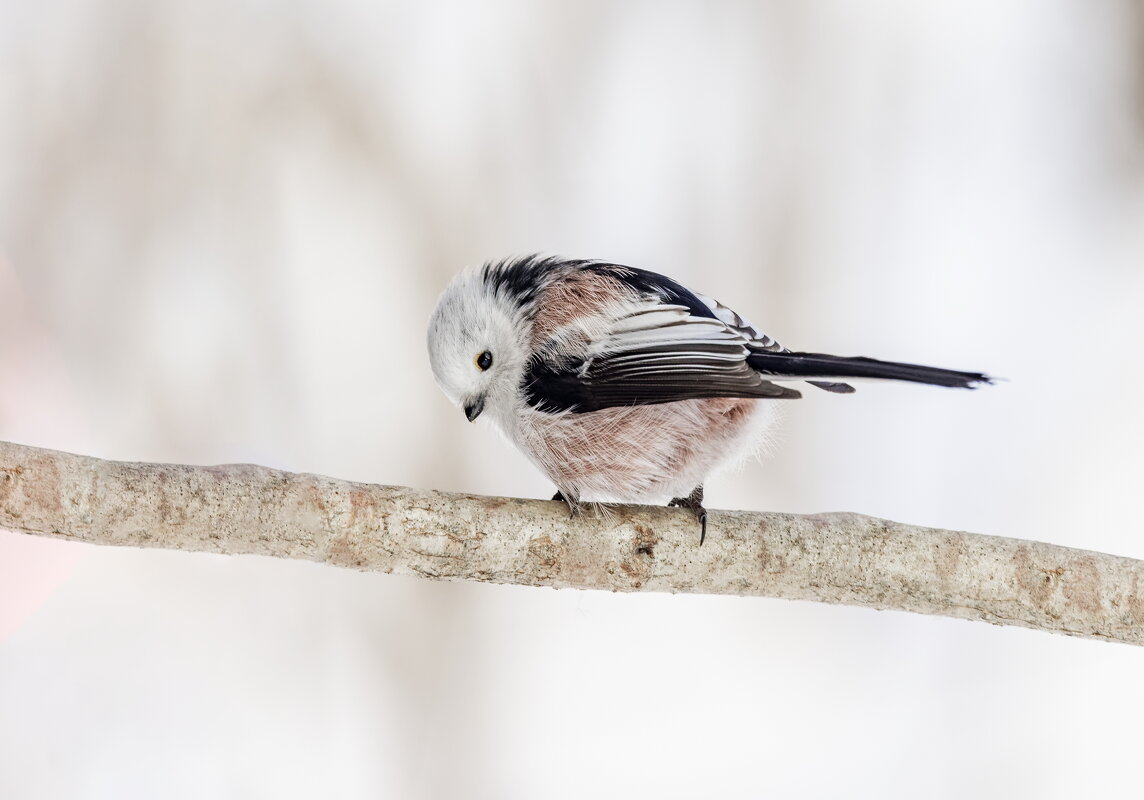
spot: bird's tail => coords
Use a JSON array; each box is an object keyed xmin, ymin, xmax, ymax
[{"xmin": 748, "ymin": 351, "xmax": 992, "ymax": 390}]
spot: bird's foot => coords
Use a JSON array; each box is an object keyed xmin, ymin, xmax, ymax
[
  {"xmin": 668, "ymin": 485, "xmax": 708, "ymax": 545},
  {"xmin": 551, "ymin": 490, "xmax": 582, "ymax": 520}
]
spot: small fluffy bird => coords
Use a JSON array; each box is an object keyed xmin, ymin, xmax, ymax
[{"xmin": 427, "ymin": 255, "xmax": 991, "ymax": 542}]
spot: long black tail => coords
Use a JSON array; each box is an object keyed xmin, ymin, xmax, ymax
[{"xmin": 748, "ymin": 351, "xmax": 992, "ymax": 390}]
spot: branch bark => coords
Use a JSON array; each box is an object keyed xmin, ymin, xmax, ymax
[{"xmin": 2, "ymin": 439, "xmax": 1142, "ymax": 645}]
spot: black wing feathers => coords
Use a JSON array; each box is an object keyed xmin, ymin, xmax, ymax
[{"xmin": 523, "ymin": 354, "xmax": 801, "ymax": 414}]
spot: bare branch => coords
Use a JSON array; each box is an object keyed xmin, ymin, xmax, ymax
[{"xmin": 2, "ymin": 440, "xmax": 1142, "ymax": 645}]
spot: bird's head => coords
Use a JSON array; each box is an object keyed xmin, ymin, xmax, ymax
[{"xmin": 426, "ymin": 268, "xmax": 533, "ymax": 424}]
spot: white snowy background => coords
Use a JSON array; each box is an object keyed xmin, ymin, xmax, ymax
[{"xmin": 2, "ymin": 2, "xmax": 1143, "ymax": 798}]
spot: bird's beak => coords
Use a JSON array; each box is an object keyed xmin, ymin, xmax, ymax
[{"xmin": 464, "ymin": 396, "xmax": 486, "ymax": 423}]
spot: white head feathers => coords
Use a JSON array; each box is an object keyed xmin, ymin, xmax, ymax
[{"xmin": 425, "ymin": 262, "xmax": 540, "ymax": 423}]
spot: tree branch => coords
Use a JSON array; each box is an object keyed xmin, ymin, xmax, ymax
[{"xmin": 2, "ymin": 439, "xmax": 1141, "ymax": 645}]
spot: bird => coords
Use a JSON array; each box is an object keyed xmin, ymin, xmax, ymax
[{"xmin": 426, "ymin": 255, "xmax": 992, "ymax": 543}]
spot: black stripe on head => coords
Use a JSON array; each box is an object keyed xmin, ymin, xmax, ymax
[
  {"xmin": 581, "ymin": 263, "xmax": 718, "ymax": 321},
  {"xmin": 480, "ymin": 254, "xmax": 595, "ymax": 317}
]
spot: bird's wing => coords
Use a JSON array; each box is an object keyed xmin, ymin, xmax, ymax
[
  {"xmin": 524, "ymin": 298, "xmax": 803, "ymax": 414},
  {"xmin": 573, "ymin": 263, "xmax": 854, "ymax": 395},
  {"xmin": 693, "ymin": 292, "xmax": 785, "ymax": 353},
  {"xmin": 694, "ymin": 291, "xmax": 855, "ymax": 394}
]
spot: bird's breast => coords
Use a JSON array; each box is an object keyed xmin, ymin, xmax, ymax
[{"xmin": 509, "ymin": 397, "xmax": 768, "ymax": 502}]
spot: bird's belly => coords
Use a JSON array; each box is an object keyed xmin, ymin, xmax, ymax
[{"xmin": 513, "ymin": 398, "xmax": 768, "ymax": 502}]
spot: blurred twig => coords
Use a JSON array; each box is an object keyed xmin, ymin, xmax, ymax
[{"xmin": 2, "ymin": 440, "xmax": 1141, "ymax": 645}]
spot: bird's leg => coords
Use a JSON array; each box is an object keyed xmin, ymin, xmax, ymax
[
  {"xmin": 551, "ymin": 489, "xmax": 582, "ymax": 519},
  {"xmin": 668, "ymin": 485, "xmax": 708, "ymax": 545}
]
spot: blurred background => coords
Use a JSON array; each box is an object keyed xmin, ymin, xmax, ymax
[{"xmin": 2, "ymin": 1, "xmax": 1143, "ymax": 797}]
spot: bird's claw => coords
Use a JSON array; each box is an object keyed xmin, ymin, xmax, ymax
[
  {"xmin": 669, "ymin": 486, "xmax": 708, "ymax": 545},
  {"xmin": 551, "ymin": 490, "xmax": 582, "ymax": 520}
]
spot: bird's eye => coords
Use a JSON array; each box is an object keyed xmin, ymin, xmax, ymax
[{"xmin": 476, "ymin": 350, "xmax": 493, "ymax": 371}]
